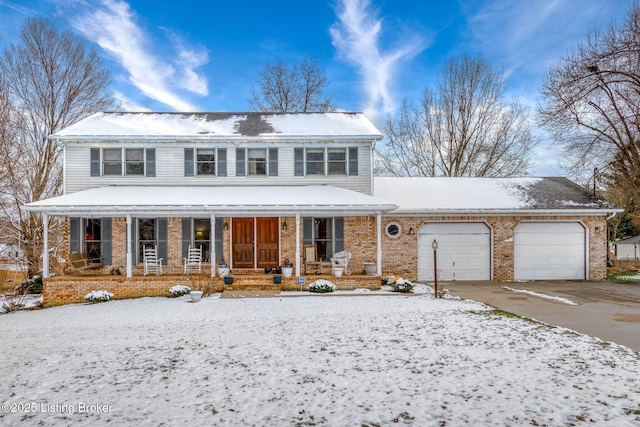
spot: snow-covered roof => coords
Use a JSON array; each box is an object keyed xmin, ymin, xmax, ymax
[
  {"xmin": 374, "ymin": 176, "xmax": 619, "ymax": 214},
  {"xmin": 615, "ymin": 235, "xmax": 640, "ymax": 244},
  {"xmin": 24, "ymin": 185, "xmax": 397, "ymax": 216},
  {"xmin": 50, "ymin": 112, "xmax": 383, "ymax": 140}
]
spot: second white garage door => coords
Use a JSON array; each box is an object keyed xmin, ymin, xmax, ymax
[
  {"xmin": 418, "ymin": 222, "xmax": 491, "ymax": 281},
  {"xmin": 514, "ymin": 222, "xmax": 586, "ymax": 280}
]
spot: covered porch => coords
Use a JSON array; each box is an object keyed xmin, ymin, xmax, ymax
[{"xmin": 24, "ymin": 185, "xmax": 396, "ymax": 306}]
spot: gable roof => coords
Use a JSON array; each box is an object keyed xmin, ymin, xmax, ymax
[
  {"xmin": 50, "ymin": 112, "xmax": 383, "ymax": 141},
  {"xmin": 615, "ymin": 235, "xmax": 640, "ymax": 243},
  {"xmin": 374, "ymin": 176, "xmax": 619, "ymax": 214}
]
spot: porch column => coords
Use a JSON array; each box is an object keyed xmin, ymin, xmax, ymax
[
  {"xmin": 210, "ymin": 213, "xmax": 216, "ymax": 277},
  {"xmin": 377, "ymin": 213, "xmax": 382, "ymax": 276},
  {"xmin": 126, "ymin": 214, "xmax": 132, "ymax": 278},
  {"xmin": 42, "ymin": 213, "xmax": 49, "ymax": 278},
  {"xmin": 295, "ymin": 213, "xmax": 300, "ymax": 277}
]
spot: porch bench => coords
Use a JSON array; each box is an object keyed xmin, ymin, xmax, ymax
[{"xmin": 68, "ymin": 252, "xmax": 103, "ymax": 272}]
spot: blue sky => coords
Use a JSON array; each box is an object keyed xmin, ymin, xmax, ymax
[{"xmin": 0, "ymin": 0, "xmax": 630, "ymax": 175}]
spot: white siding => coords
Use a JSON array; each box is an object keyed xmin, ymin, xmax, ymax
[{"xmin": 64, "ymin": 140, "xmax": 374, "ymax": 195}]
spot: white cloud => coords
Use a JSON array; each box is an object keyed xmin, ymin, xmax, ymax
[
  {"xmin": 71, "ymin": 0, "xmax": 208, "ymax": 111},
  {"xmin": 330, "ymin": 0, "xmax": 425, "ymax": 121},
  {"xmin": 112, "ymin": 91, "xmax": 151, "ymax": 112}
]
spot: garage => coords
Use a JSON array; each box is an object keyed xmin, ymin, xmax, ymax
[
  {"xmin": 514, "ymin": 222, "xmax": 586, "ymax": 280},
  {"xmin": 418, "ymin": 222, "xmax": 491, "ymax": 281}
]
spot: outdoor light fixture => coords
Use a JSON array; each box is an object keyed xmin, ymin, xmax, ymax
[
  {"xmin": 223, "ymin": 222, "xmax": 229, "ymax": 231},
  {"xmin": 282, "ymin": 221, "xmax": 288, "ymax": 231},
  {"xmin": 408, "ymin": 227, "xmax": 415, "ymax": 235},
  {"xmin": 432, "ymin": 239, "xmax": 438, "ymax": 298}
]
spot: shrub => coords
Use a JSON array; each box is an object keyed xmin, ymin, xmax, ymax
[
  {"xmin": 16, "ymin": 275, "xmax": 43, "ymax": 294},
  {"xmin": 84, "ymin": 290, "xmax": 114, "ymax": 303},
  {"xmin": 389, "ymin": 277, "xmax": 414, "ymax": 293},
  {"xmin": 169, "ymin": 285, "xmax": 191, "ymax": 297},
  {"xmin": 307, "ymin": 279, "xmax": 336, "ymax": 293}
]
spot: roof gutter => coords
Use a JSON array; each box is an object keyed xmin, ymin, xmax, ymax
[{"xmin": 388, "ymin": 208, "xmax": 625, "ymax": 216}]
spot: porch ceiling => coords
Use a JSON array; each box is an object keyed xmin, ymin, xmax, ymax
[{"xmin": 23, "ymin": 185, "xmax": 398, "ymax": 217}]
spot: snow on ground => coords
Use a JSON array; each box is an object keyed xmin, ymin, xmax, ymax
[
  {"xmin": 502, "ymin": 286, "xmax": 579, "ymax": 306},
  {"xmin": 0, "ymin": 293, "xmax": 43, "ymax": 312},
  {"xmin": 1, "ymin": 295, "xmax": 639, "ymax": 426}
]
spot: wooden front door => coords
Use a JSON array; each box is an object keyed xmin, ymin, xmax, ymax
[
  {"xmin": 232, "ymin": 218, "xmax": 254, "ymax": 268},
  {"xmin": 257, "ymin": 217, "xmax": 279, "ymax": 268}
]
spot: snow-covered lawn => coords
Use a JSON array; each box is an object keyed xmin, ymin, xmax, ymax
[{"xmin": 1, "ymin": 294, "xmax": 639, "ymax": 426}]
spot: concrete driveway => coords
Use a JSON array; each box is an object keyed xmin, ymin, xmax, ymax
[{"xmin": 445, "ymin": 281, "xmax": 640, "ymax": 352}]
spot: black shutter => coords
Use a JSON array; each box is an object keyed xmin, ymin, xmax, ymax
[
  {"xmin": 101, "ymin": 218, "xmax": 112, "ymax": 265},
  {"xmin": 334, "ymin": 217, "xmax": 344, "ymax": 253},
  {"xmin": 90, "ymin": 148, "xmax": 100, "ymax": 176},
  {"xmin": 303, "ymin": 217, "xmax": 313, "ymax": 244},
  {"xmin": 182, "ymin": 218, "xmax": 192, "ymax": 261},
  {"xmin": 236, "ymin": 148, "xmax": 246, "ymax": 176},
  {"xmin": 145, "ymin": 148, "xmax": 156, "ymax": 177},
  {"xmin": 348, "ymin": 147, "xmax": 358, "ymax": 176},
  {"xmin": 184, "ymin": 148, "xmax": 194, "ymax": 177},
  {"xmin": 294, "ymin": 148, "xmax": 304, "ymax": 176},
  {"xmin": 268, "ymin": 148, "xmax": 278, "ymax": 176},
  {"xmin": 69, "ymin": 218, "xmax": 80, "ymax": 253},
  {"xmin": 217, "ymin": 148, "xmax": 227, "ymax": 177},
  {"xmin": 215, "ymin": 217, "xmax": 224, "ymax": 264},
  {"xmin": 157, "ymin": 218, "xmax": 168, "ymax": 265}
]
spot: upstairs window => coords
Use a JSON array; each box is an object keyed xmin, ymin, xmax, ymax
[
  {"xmin": 328, "ymin": 148, "xmax": 346, "ymax": 174},
  {"xmin": 235, "ymin": 148, "xmax": 278, "ymax": 177},
  {"xmin": 197, "ymin": 149, "xmax": 216, "ymax": 175},
  {"xmin": 102, "ymin": 148, "xmax": 122, "ymax": 175},
  {"xmin": 248, "ymin": 148, "xmax": 267, "ymax": 175},
  {"xmin": 125, "ymin": 149, "xmax": 144, "ymax": 175},
  {"xmin": 93, "ymin": 148, "xmax": 155, "ymax": 177},
  {"xmin": 184, "ymin": 148, "xmax": 227, "ymax": 177},
  {"xmin": 305, "ymin": 148, "xmax": 325, "ymax": 175},
  {"xmin": 295, "ymin": 147, "xmax": 359, "ymax": 176}
]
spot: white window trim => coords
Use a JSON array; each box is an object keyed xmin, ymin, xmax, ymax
[{"xmin": 101, "ymin": 147, "xmax": 150, "ymax": 177}]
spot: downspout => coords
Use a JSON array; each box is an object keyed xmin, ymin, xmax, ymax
[
  {"xmin": 295, "ymin": 214, "xmax": 301, "ymax": 277},
  {"xmin": 210, "ymin": 213, "xmax": 216, "ymax": 278},
  {"xmin": 42, "ymin": 213, "xmax": 49, "ymax": 279}
]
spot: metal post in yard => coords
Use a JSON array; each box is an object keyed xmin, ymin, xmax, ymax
[{"xmin": 432, "ymin": 239, "xmax": 438, "ymax": 298}]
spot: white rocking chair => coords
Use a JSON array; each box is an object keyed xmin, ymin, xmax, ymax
[
  {"xmin": 143, "ymin": 245, "xmax": 163, "ymax": 276},
  {"xmin": 183, "ymin": 245, "xmax": 202, "ymax": 274},
  {"xmin": 331, "ymin": 251, "xmax": 352, "ymax": 275}
]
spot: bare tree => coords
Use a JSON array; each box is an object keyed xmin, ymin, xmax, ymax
[
  {"xmin": 0, "ymin": 18, "xmax": 115, "ymax": 277},
  {"xmin": 377, "ymin": 54, "xmax": 536, "ymax": 177},
  {"xmin": 249, "ymin": 57, "xmax": 333, "ymax": 112},
  {"xmin": 538, "ymin": 1, "xmax": 640, "ymax": 234}
]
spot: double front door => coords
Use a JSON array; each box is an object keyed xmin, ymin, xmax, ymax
[{"xmin": 232, "ymin": 217, "xmax": 279, "ymax": 268}]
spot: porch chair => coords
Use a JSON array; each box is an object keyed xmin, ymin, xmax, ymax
[
  {"xmin": 183, "ymin": 245, "xmax": 202, "ymax": 274},
  {"xmin": 143, "ymin": 245, "xmax": 163, "ymax": 276},
  {"xmin": 331, "ymin": 251, "xmax": 352, "ymax": 275},
  {"xmin": 303, "ymin": 244, "xmax": 322, "ymax": 274}
]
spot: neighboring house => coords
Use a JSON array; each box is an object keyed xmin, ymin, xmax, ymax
[
  {"xmin": 613, "ymin": 235, "xmax": 640, "ymax": 260},
  {"xmin": 23, "ymin": 112, "xmax": 621, "ymax": 305}
]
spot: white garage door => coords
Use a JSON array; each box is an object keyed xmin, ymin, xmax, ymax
[
  {"xmin": 418, "ymin": 223, "xmax": 491, "ymax": 281},
  {"xmin": 514, "ymin": 222, "xmax": 586, "ymax": 280}
]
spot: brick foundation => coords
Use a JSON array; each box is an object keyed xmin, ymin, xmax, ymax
[{"xmin": 43, "ymin": 273, "xmax": 381, "ymax": 307}]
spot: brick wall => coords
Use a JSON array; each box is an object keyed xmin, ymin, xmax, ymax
[
  {"xmin": 43, "ymin": 275, "xmax": 224, "ymax": 307},
  {"xmin": 381, "ymin": 215, "xmax": 609, "ymax": 282}
]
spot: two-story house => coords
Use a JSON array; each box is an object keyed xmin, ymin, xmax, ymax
[{"xmin": 25, "ymin": 112, "xmax": 620, "ymax": 306}]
